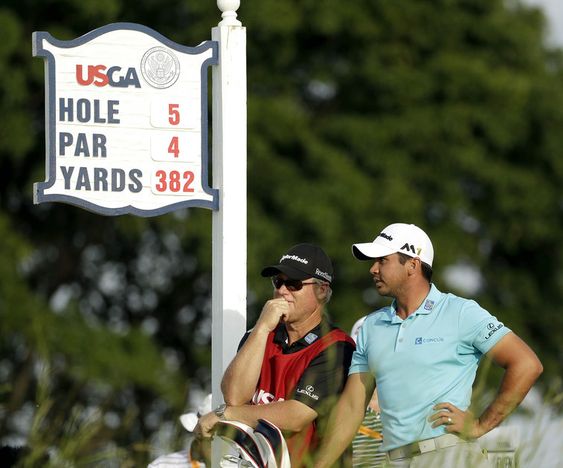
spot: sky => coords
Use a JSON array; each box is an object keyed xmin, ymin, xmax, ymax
[{"xmin": 524, "ymin": 0, "xmax": 563, "ymax": 46}]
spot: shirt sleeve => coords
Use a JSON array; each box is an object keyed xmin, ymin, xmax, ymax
[
  {"xmin": 292, "ymin": 340, "xmax": 355, "ymax": 414},
  {"xmin": 349, "ymin": 318, "xmax": 371, "ymax": 375},
  {"xmin": 237, "ymin": 331, "xmax": 251, "ymax": 351},
  {"xmin": 457, "ymin": 300, "xmax": 511, "ymax": 355}
]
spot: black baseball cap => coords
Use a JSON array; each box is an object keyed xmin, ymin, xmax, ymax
[{"xmin": 261, "ymin": 243, "xmax": 333, "ymax": 284}]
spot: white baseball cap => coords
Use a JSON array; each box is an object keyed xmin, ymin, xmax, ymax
[{"xmin": 352, "ymin": 223, "xmax": 434, "ymax": 266}]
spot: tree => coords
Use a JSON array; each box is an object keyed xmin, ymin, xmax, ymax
[{"xmin": 0, "ymin": 0, "xmax": 561, "ymax": 465}]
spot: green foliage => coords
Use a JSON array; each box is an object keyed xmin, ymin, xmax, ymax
[{"xmin": 0, "ymin": 0, "xmax": 561, "ymax": 464}]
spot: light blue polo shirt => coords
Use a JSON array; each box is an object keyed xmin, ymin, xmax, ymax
[{"xmin": 349, "ymin": 284, "xmax": 511, "ymax": 451}]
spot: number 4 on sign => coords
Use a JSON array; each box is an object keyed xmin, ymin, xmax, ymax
[{"xmin": 168, "ymin": 136, "xmax": 179, "ymax": 158}]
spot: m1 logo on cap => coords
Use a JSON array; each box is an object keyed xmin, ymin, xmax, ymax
[{"xmin": 401, "ymin": 243, "xmax": 422, "ymax": 256}]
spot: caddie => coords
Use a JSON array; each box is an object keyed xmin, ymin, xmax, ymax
[{"xmin": 195, "ymin": 243, "xmax": 355, "ymax": 467}]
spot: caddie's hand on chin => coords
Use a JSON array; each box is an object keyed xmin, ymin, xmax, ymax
[
  {"xmin": 194, "ymin": 412, "xmax": 220, "ymax": 439},
  {"xmin": 429, "ymin": 402, "xmax": 483, "ymax": 439},
  {"xmin": 256, "ymin": 298, "xmax": 289, "ymax": 332}
]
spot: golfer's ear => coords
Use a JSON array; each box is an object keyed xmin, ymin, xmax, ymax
[{"xmin": 315, "ymin": 282, "xmax": 328, "ymax": 301}]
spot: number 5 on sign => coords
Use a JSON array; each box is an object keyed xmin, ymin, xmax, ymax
[
  {"xmin": 168, "ymin": 103, "xmax": 180, "ymax": 125},
  {"xmin": 149, "ymin": 98, "xmax": 200, "ymax": 129},
  {"xmin": 150, "ymin": 132, "xmax": 201, "ymax": 162}
]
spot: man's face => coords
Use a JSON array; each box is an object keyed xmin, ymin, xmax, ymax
[
  {"xmin": 272, "ymin": 274, "xmax": 322, "ymax": 324},
  {"xmin": 368, "ymin": 253, "xmax": 410, "ymax": 297}
]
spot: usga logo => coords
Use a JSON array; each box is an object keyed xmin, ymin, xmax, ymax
[{"xmin": 76, "ymin": 64, "xmax": 141, "ymax": 88}]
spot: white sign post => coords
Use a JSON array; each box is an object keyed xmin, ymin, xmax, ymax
[
  {"xmin": 211, "ymin": 0, "xmax": 247, "ymax": 464},
  {"xmin": 33, "ymin": 23, "xmax": 218, "ymax": 216}
]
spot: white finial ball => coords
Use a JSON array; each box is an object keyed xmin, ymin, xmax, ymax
[{"xmin": 217, "ymin": 0, "xmax": 240, "ymax": 13}]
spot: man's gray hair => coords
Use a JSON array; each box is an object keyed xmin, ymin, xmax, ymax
[{"xmin": 314, "ymin": 278, "xmax": 332, "ymax": 304}]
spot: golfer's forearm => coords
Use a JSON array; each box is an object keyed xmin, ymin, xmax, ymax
[
  {"xmin": 314, "ymin": 401, "xmax": 365, "ymax": 467},
  {"xmin": 221, "ymin": 329, "xmax": 270, "ymax": 404},
  {"xmin": 225, "ymin": 400, "xmax": 316, "ymax": 433},
  {"xmin": 478, "ymin": 360, "xmax": 543, "ymax": 435},
  {"xmin": 314, "ymin": 429, "xmax": 357, "ymax": 468}
]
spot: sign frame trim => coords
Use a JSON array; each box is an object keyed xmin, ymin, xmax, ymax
[{"xmin": 33, "ymin": 22, "xmax": 219, "ymax": 217}]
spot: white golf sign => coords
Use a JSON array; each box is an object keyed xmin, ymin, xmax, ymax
[{"xmin": 33, "ymin": 23, "xmax": 218, "ymax": 216}]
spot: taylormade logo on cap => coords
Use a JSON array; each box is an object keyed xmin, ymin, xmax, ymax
[
  {"xmin": 280, "ymin": 254, "xmax": 309, "ymax": 264},
  {"xmin": 261, "ymin": 243, "xmax": 334, "ymax": 284},
  {"xmin": 352, "ymin": 223, "xmax": 434, "ymax": 266}
]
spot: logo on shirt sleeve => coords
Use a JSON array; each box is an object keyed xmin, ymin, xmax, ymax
[
  {"xmin": 484, "ymin": 322, "xmax": 504, "ymax": 340},
  {"xmin": 296, "ymin": 385, "xmax": 319, "ymax": 401}
]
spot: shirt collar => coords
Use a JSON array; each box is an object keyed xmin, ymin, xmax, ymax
[
  {"xmin": 273, "ymin": 319, "xmax": 333, "ymax": 353},
  {"xmin": 382, "ymin": 284, "xmax": 442, "ymax": 322},
  {"xmin": 414, "ymin": 284, "xmax": 442, "ymax": 315}
]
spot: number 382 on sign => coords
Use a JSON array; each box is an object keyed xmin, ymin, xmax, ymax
[{"xmin": 152, "ymin": 169, "xmax": 195, "ymax": 194}]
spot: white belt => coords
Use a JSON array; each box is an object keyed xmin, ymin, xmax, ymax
[{"xmin": 387, "ymin": 434, "xmax": 462, "ymax": 460}]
